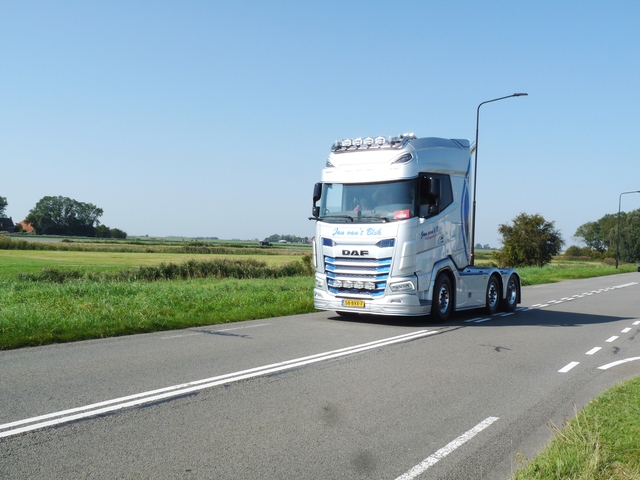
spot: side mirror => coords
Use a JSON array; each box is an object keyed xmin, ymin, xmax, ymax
[
  {"xmin": 311, "ymin": 183, "xmax": 322, "ymax": 218},
  {"xmin": 419, "ymin": 176, "xmax": 440, "ymax": 202},
  {"xmin": 427, "ymin": 177, "xmax": 440, "ymax": 202},
  {"xmin": 313, "ymin": 183, "xmax": 322, "ymax": 204},
  {"xmin": 419, "ymin": 176, "xmax": 441, "ymax": 217}
]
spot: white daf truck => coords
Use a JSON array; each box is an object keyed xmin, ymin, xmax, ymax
[{"xmin": 310, "ymin": 134, "xmax": 520, "ymax": 321}]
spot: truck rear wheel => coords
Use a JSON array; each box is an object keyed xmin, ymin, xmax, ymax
[
  {"xmin": 431, "ymin": 274, "xmax": 453, "ymax": 322},
  {"xmin": 501, "ymin": 274, "xmax": 519, "ymax": 312},
  {"xmin": 485, "ymin": 275, "xmax": 501, "ymax": 315}
]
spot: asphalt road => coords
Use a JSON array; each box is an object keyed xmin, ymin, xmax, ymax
[{"xmin": 1, "ymin": 273, "xmax": 639, "ymax": 479}]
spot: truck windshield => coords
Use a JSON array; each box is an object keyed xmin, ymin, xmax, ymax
[{"xmin": 319, "ymin": 179, "xmax": 416, "ymax": 222}]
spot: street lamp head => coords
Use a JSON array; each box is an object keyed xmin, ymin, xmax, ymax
[{"xmin": 513, "ymin": 93, "xmax": 528, "ymax": 97}]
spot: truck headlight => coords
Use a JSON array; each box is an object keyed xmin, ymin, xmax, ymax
[{"xmin": 389, "ymin": 281, "xmax": 415, "ymax": 293}]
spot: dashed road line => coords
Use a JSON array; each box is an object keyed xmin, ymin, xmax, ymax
[
  {"xmin": 529, "ymin": 282, "xmax": 638, "ymax": 310},
  {"xmin": 558, "ymin": 361, "xmax": 580, "ymax": 373}
]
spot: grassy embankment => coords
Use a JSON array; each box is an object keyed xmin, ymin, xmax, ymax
[
  {"xmin": 0, "ymin": 236, "xmax": 315, "ymax": 349},
  {"xmin": 512, "ymin": 376, "xmax": 640, "ymax": 479},
  {"xmin": 1, "ymin": 237, "xmax": 639, "ymax": 477}
]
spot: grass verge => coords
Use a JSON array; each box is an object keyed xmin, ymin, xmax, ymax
[
  {"xmin": 512, "ymin": 376, "xmax": 640, "ymax": 479},
  {"xmin": 0, "ymin": 275, "xmax": 315, "ymax": 349}
]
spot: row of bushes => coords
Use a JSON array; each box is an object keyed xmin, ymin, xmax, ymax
[
  {"xmin": 563, "ymin": 245, "xmax": 611, "ymax": 260},
  {"xmin": 0, "ymin": 236, "xmax": 289, "ymax": 255},
  {"xmin": 17, "ymin": 256, "xmax": 315, "ymax": 283}
]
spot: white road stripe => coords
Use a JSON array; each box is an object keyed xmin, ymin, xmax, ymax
[
  {"xmin": 633, "ymin": 321, "xmax": 640, "ymax": 326},
  {"xmin": 606, "ymin": 336, "xmax": 619, "ymax": 343},
  {"xmin": 585, "ymin": 347, "xmax": 602, "ymax": 355},
  {"xmin": 395, "ymin": 417, "xmax": 499, "ymax": 480},
  {"xmin": 0, "ymin": 330, "xmax": 436, "ymax": 439},
  {"xmin": 621, "ymin": 328, "xmax": 632, "ymax": 333},
  {"xmin": 598, "ymin": 357, "xmax": 640, "ymax": 370},
  {"xmin": 558, "ymin": 362, "xmax": 580, "ymax": 373}
]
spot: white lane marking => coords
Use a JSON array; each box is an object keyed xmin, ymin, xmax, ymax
[
  {"xmin": 585, "ymin": 347, "xmax": 602, "ymax": 355},
  {"xmin": 599, "ymin": 357, "xmax": 640, "ymax": 370},
  {"xmin": 474, "ymin": 318, "xmax": 492, "ymax": 324},
  {"xmin": 606, "ymin": 336, "xmax": 619, "ymax": 343},
  {"xmin": 621, "ymin": 327, "xmax": 632, "ymax": 333},
  {"xmin": 464, "ymin": 318, "xmax": 483, "ymax": 323},
  {"xmin": 500, "ymin": 312, "xmax": 515, "ymax": 317},
  {"xmin": 162, "ymin": 323, "xmax": 272, "ymax": 339},
  {"xmin": 633, "ymin": 321, "xmax": 640, "ymax": 326},
  {"xmin": 558, "ymin": 362, "xmax": 580, "ymax": 373},
  {"xmin": 531, "ymin": 282, "xmax": 638, "ymax": 310},
  {"xmin": 395, "ymin": 417, "xmax": 499, "ymax": 480},
  {"xmin": 0, "ymin": 330, "xmax": 436, "ymax": 439}
]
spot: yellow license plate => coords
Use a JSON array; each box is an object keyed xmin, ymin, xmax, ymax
[{"xmin": 342, "ymin": 299, "xmax": 365, "ymax": 308}]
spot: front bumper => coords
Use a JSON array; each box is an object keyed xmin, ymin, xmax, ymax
[{"xmin": 313, "ymin": 288, "xmax": 429, "ymax": 316}]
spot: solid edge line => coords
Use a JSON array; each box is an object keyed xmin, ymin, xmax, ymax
[
  {"xmin": 598, "ymin": 357, "xmax": 640, "ymax": 370},
  {"xmin": 395, "ymin": 417, "xmax": 499, "ymax": 480},
  {"xmin": 0, "ymin": 330, "xmax": 436, "ymax": 438}
]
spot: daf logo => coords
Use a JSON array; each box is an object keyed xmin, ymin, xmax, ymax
[{"xmin": 342, "ymin": 249, "xmax": 369, "ymax": 256}]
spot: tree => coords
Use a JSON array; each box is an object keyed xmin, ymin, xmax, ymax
[
  {"xmin": 25, "ymin": 196, "xmax": 104, "ymax": 236},
  {"xmin": 96, "ymin": 225, "xmax": 128, "ymax": 239},
  {"xmin": 617, "ymin": 209, "xmax": 640, "ymax": 263},
  {"xmin": 574, "ymin": 213, "xmax": 617, "ymax": 253},
  {"xmin": 494, "ymin": 213, "xmax": 564, "ymax": 267},
  {"xmin": 574, "ymin": 209, "xmax": 640, "ymax": 262},
  {"xmin": 0, "ymin": 196, "xmax": 7, "ymax": 217}
]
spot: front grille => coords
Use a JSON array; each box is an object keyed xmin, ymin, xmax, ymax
[{"xmin": 325, "ymin": 256, "xmax": 391, "ymax": 297}]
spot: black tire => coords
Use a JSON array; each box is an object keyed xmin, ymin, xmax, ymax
[
  {"xmin": 485, "ymin": 275, "xmax": 501, "ymax": 315},
  {"xmin": 501, "ymin": 274, "xmax": 519, "ymax": 312},
  {"xmin": 431, "ymin": 274, "xmax": 453, "ymax": 322}
]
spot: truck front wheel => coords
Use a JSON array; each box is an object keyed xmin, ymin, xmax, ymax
[{"xmin": 431, "ymin": 274, "xmax": 453, "ymax": 322}]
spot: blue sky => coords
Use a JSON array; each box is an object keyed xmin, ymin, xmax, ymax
[{"xmin": 2, "ymin": 0, "xmax": 640, "ymax": 246}]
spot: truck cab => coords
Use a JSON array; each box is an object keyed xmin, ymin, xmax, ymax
[{"xmin": 310, "ymin": 134, "xmax": 520, "ymax": 320}]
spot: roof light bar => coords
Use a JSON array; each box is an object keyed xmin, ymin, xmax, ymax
[{"xmin": 331, "ymin": 133, "xmax": 416, "ymax": 152}]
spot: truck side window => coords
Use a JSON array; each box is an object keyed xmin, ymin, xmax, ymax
[{"xmin": 419, "ymin": 174, "xmax": 453, "ymax": 217}]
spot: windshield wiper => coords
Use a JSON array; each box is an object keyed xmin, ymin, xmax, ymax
[
  {"xmin": 358, "ymin": 215, "xmax": 390, "ymax": 222},
  {"xmin": 319, "ymin": 215, "xmax": 355, "ymax": 222}
]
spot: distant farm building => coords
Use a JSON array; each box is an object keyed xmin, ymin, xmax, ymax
[{"xmin": 0, "ymin": 217, "xmax": 15, "ymax": 233}]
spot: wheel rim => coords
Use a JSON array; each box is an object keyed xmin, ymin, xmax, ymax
[
  {"xmin": 488, "ymin": 281, "xmax": 499, "ymax": 309},
  {"xmin": 506, "ymin": 279, "xmax": 518, "ymax": 306},
  {"xmin": 438, "ymin": 284, "xmax": 450, "ymax": 313}
]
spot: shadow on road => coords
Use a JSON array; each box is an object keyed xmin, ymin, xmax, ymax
[{"xmin": 327, "ymin": 308, "xmax": 637, "ymax": 329}]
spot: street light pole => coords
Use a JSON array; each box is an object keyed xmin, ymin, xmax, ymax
[
  {"xmin": 469, "ymin": 93, "xmax": 528, "ymax": 266},
  {"xmin": 615, "ymin": 190, "xmax": 640, "ymax": 268}
]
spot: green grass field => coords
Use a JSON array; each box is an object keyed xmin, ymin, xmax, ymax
[{"xmin": 0, "ymin": 249, "xmax": 304, "ymax": 279}]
